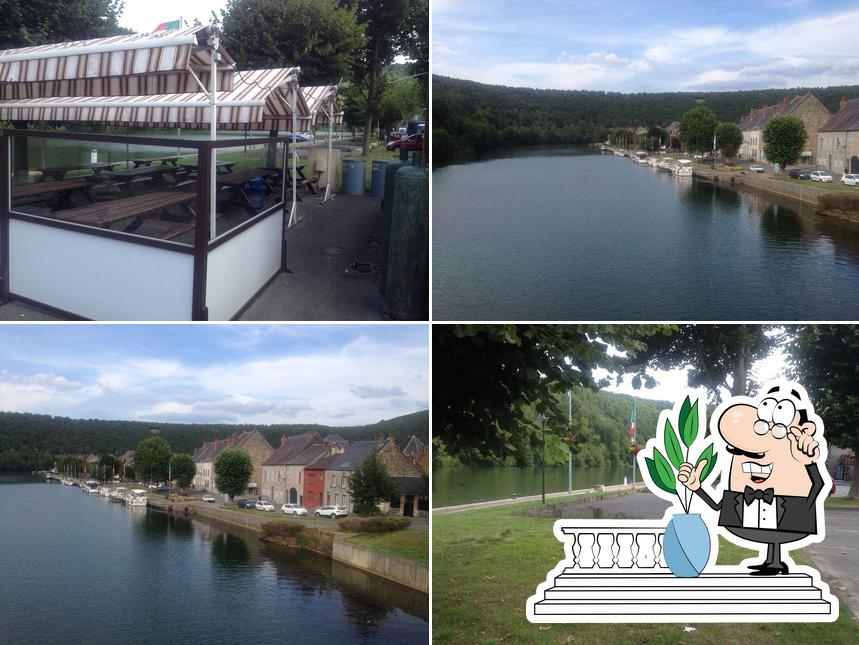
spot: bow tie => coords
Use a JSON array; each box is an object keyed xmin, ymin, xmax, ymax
[{"xmin": 743, "ymin": 486, "xmax": 774, "ymax": 505}]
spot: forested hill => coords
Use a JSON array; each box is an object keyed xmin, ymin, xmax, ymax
[
  {"xmin": 434, "ymin": 388, "xmax": 671, "ymax": 468},
  {"xmin": 0, "ymin": 410, "xmax": 429, "ymax": 471},
  {"xmin": 433, "ymin": 75, "xmax": 859, "ymax": 164}
]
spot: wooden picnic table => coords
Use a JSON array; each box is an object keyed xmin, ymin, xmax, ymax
[
  {"xmin": 267, "ymin": 163, "xmax": 319, "ymax": 196},
  {"xmin": 217, "ymin": 169, "xmax": 276, "ymax": 208},
  {"xmin": 38, "ymin": 162, "xmax": 118, "ymax": 182},
  {"xmin": 51, "ymin": 192, "xmax": 196, "ymax": 233},
  {"xmin": 12, "ymin": 179, "xmax": 93, "ymax": 201},
  {"xmin": 180, "ymin": 161, "xmax": 237, "ymax": 175},
  {"xmin": 130, "ymin": 155, "xmax": 181, "ymax": 168},
  {"xmin": 109, "ymin": 165, "xmax": 188, "ymax": 192}
]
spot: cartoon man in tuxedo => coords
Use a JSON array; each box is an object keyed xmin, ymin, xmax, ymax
[{"xmin": 678, "ymin": 384, "xmax": 825, "ymax": 576}]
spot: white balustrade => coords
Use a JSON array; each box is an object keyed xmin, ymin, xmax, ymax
[{"xmin": 558, "ymin": 524, "xmax": 668, "ymax": 570}]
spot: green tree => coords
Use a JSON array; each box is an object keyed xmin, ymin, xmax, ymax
[
  {"xmin": 788, "ymin": 325, "xmax": 859, "ymax": 498},
  {"xmin": 679, "ymin": 106, "xmax": 718, "ymax": 154},
  {"xmin": 220, "ymin": 0, "xmax": 363, "ymax": 84},
  {"xmin": 170, "ymin": 453, "xmax": 197, "ymax": 492},
  {"xmin": 629, "ymin": 325, "xmax": 776, "ymax": 400},
  {"xmin": 56, "ymin": 454, "xmax": 84, "ymax": 476},
  {"xmin": 97, "ymin": 453, "xmax": 120, "ymax": 479},
  {"xmin": 715, "ymin": 122, "xmax": 743, "ymax": 160},
  {"xmin": 763, "ymin": 115, "xmax": 807, "ymax": 173},
  {"xmin": 134, "ymin": 436, "xmax": 172, "ymax": 482},
  {"xmin": 433, "ymin": 324, "xmax": 671, "ymax": 464},
  {"xmin": 348, "ymin": 0, "xmax": 424, "ymax": 154},
  {"xmin": 0, "ymin": 0, "xmax": 130, "ymax": 49},
  {"xmin": 348, "ymin": 454, "xmax": 397, "ymax": 515},
  {"xmin": 214, "ymin": 449, "xmax": 253, "ymax": 501}
]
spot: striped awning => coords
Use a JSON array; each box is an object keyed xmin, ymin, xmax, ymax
[
  {"xmin": 0, "ymin": 68, "xmax": 311, "ymax": 131},
  {"xmin": 0, "ymin": 26, "xmax": 236, "ymax": 93},
  {"xmin": 301, "ymin": 85, "xmax": 344, "ymax": 126}
]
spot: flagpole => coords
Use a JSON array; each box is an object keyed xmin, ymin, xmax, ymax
[
  {"xmin": 568, "ymin": 389, "xmax": 572, "ymax": 496},
  {"xmin": 631, "ymin": 398, "xmax": 637, "ymax": 487}
]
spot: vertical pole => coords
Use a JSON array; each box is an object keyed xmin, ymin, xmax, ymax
[
  {"xmin": 568, "ymin": 389, "xmax": 572, "ymax": 496},
  {"xmin": 0, "ymin": 133, "xmax": 9, "ymax": 304},
  {"xmin": 541, "ymin": 417, "xmax": 546, "ymax": 505},
  {"xmin": 324, "ymin": 91, "xmax": 334, "ymax": 202},
  {"xmin": 209, "ymin": 34, "xmax": 219, "ymax": 241},
  {"xmin": 281, "ymin": 135, "xmax": 289, "ymax": 272},
  {"xmin": 192, "ymin": 143, "xmax": 211, "ymax": 320},
  {"xmin": 289, "ymin": 79, "xmax": 298, "ymax": 226}
]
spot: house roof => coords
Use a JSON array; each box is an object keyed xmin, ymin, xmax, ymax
[
  {"xmin": 261, "ymin": 432, "xmax": 320, "ymax": 466},
  {"xmin": 323, "ymin": 434, "xmax": 347, "ymax": 444},
  {"xmin": 819, "ymin": 98, "xmax": 859, "ymax": 132},
  {"xmin": 739, "ymin": 93, "xmax": 824, "ymax": 132},
  {"xmin": 193, "ymin": 429, "xmax": 272, "ymax": 464},
  {"xmin": 392, "ymin": 475, "xmax": 428, "ymax": 496},
  {"xmin": 666, "ymin": 121, "xmax": 680, "ymax": 134},
  {"xmin": 403, "ymin": 435, "xmax": 426, "ymax": 457},
  {"xmin": 315, "ymin": 440, "xmax": 378, "ymax": 471},
  {"xmin": 287, "ymin": 443, "xmax": 332, "ymax": 466}
]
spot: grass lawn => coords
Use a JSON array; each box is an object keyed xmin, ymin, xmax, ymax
[
  {"xmin": 825, "ymin": 496, "xmax": 859, "ymax": 508},
  {"xmin": 771, "ymin": 176, "xmax": 858, "ymax": 192},
  {"xmin": 343, "ymin": 529, "xmax": 428, "ymax": 565},
  {"xmin": 433, "ymin": 499, "xmax": 857, "ymax": 644}
]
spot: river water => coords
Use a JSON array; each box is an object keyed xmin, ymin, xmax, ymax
[
  {"xmin": 0, "ymin": 475, "xmax": 427, "ymax": 644},
  {"xmin": 433, "ymin": 465, "xmax": 637, "ymax": 507},
  {"xmin": 432, "ymin": 146, "xmax": 859, "ymax": 319}
]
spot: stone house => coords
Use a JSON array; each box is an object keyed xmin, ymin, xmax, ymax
[
  {"xmin": 375, "ymin": 436, "xmax": 427, "ymax": 517},
  {"xmin": 313, "ymin": 440, "xmax": 379, "ymax": 512},
  {"xmin": 119, "ymin": 450, "xmax": 135, "ymax": 466},
  {"xmin": 192, "ymin": 430, "xmax": 274, "ymax": 495},
  {"xmin": 402, "ymin": 435, "xmax": 428, "ymax": 473},
  {"xmin": 260, "ymin": 433, "xmax": 345, "ymax": 505},
  {"xmin": 817, "ymin": 98, "xmax": 859, "ymax": 174},
  {"xmin": 739, "ymin": 93, "xmax": 831, "ymax": 164}
]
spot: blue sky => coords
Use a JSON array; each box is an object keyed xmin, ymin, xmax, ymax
[
  {"xmin": 0, "ymin": 325, "xmax": 428, "ymax": 426},
  {"xmin": 433, "ymin": 0, "xmax": 859, "ymax": 92}
]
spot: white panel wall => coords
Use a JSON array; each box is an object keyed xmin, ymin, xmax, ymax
[
  {"xmin": 9, "ymin": 219, "xmax": 194, "ymax": 320},
  {"xmin": 206, "ymin": 210, "xmax": 283, "ymax": 320}
]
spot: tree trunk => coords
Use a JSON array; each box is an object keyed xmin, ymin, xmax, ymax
[
  {"xmin": 850, "ymin": 448, "xmax": 859, "ymax": 499},
  {"xmin": 362, "ymin": 40, "xmax": 381, "ymax": 156},
  {"xmin": 732, "ymin": 329, "xmax": 750, "ymax": 396}
]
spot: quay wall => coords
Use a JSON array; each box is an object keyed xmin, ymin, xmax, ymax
[{"xmin": 333, "ymin": 539, "xmax": 429, "ymax": 593}]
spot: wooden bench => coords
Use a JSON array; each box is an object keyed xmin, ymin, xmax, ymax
[
  {"xmin": 52, "ymin": 192, "xmax": 196, "ymax": 231},
  {"xmin": 12, "ymin": 179, "xmax": 93, "ymax": 200},
  {"xmin": 131, "ymin": 155, "xmax": 181, "ymax": 167},
  {"xmin": 110, "ymin": 165, "xmax": 188, "ymax": 192},
  {"xmin": 38, "ymin": 162, "xmax": 118, "ymax": 182}
]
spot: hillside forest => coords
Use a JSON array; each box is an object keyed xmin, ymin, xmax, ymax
[
  {"xmin": 0, "ymin": 410, "xmax": 428, "ymax": 471},
  {"xmin": 432, "ymin": 75, "xmax": 859, "ymax": 164}
]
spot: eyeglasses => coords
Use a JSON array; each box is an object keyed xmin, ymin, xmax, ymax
[{"xmin": 753, "ymin": 419, "xmax": 787, "ymax": 439}]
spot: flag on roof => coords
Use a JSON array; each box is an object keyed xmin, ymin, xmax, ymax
[{"xmin": 153, "ymin": 19, "xmax": 183, "ymax": 32}]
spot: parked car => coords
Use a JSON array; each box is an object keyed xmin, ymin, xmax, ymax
[
  {"xmin": 385, "ymin": 133, "xmax": 423, "ymax": 152},
  {"xmin": 285, "ymin": 132, "xmax": 313, "ymax": 143},
  {"xmin": 255, "ymin": 500, "xmax": 275, "ymax": 512},
  {"xmin": 840, "ymin": 173, "xmax": 859, "ymax": 186},
  {"xmin": 201, "ymin": 495, "xmax": 216, "ymax": 503},
  {"xmin": 788, "ymin": 168, "xmax": 811, "ymax": 180},
  {"xmin": 281, "ymin": 503, "xmax": 308, "ymax": 516},
  {"xmin": 236, "ymin": 498, "xmax": 255, "ymax": 509},
  {"xmin": 810, "ymin": 170, "xmax": 833, "ymax": 183},
  {"xmin": 749, "ymin": 164, "xmax": 765, "ymax": 173},
  {"xmin": 315, "ymin": 505, "xmax": 347, "ymax": 518}
]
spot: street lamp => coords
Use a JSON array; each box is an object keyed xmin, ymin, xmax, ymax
[{"xmin": 537, "ymin": 414, "xmax": 548, "ymax": 504}]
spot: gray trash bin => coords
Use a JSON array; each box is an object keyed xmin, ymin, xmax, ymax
[
  {"xmin": 384, "ymin": 166, "xmax": 428, "ymax": 320},
  {"xmin": 341, "ymin": 158, "xmax": 365, "ymax": 195},
  {"xmin": 371, "ymin": 160, "xmax": 387, "ymax": 198}
]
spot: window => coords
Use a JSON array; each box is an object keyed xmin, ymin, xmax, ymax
[
  {"xmin": 335, "ymin": 494, "xmax": 339, "ymax": 505},
  {"xmin": 331, "ymin": 474, "xmax": 336, "ymax": 486},
  {"xmin": 298, "ymin": 470, "xmax": 301, "ymax": 484},
  {"xmin": 341, "ymin": 477, "xmax": 346, "ymax": 489},
  {"xmin": 327, "ymin": 492, "xmax": 330, "ymax": 505}
]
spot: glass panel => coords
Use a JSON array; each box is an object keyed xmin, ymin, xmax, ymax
[
  {"xmin": 9, "ymin": 133, "xmax": 200, "ymax": 246},
  {"xmin": 212, "ymin": 140, "xmax": 285, "ymax": 238}
]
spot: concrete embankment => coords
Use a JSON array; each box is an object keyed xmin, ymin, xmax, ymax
[
  {"xmin": 693, "ymin": 168, "xmax": 859, "ymax": 221},
  {"xmin": 333, "ymin": 539, "xmax": 428, "ymax": 593},
  {"xmin": 146, "ymin": 495, "xmax": 428, "ymax": 594}
]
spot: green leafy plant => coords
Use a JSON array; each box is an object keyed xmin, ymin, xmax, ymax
[{"xmin": 643, "ymin": 395, "xmax": 717, "ymax": 513}]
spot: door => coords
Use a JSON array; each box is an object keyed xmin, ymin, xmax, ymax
[
  {"xmin": 289, "ymin": 487, "xmax": 297, "ymax": 504},
  {"xmin": 403, "ymin": 495, "xmax": 414, "ymax": 517},
  {"xmin": 851, "ymin": 156, "xmax": 859, "ymax": 174}
]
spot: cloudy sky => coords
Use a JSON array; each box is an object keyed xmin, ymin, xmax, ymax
[
  {"xmin": 0, "ymin": 325, "xmax": 428, "ymax": 426},
  {"xmin": 119, "ymin": 0, "xmax": 228, "ymax": 33},
  {"xmin": 433, "ymin": 0, "xmax": 859, "ymax": 92}
]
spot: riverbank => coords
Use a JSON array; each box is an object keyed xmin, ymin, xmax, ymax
[
  {"xmin": 433, "ymin": 492, "xmax": 859, "ymax": 643},
  {"xmin": 144, "ymin": 490, "xmax": 429, "ymax": 594}
]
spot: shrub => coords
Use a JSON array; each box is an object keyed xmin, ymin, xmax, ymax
[
  {"xmin": 337, "ymin": 515, "xmax": 411, "ymax": 532},
  {"xmin": 818, "ymin": 192, "xmax": 859, "ymax": 212}
]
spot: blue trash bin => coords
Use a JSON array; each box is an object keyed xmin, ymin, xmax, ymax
[
  {"xmin": 371, "ymin": 160, "xmax": 388, "ymax": 198},
  {"xmin": 342, "ymin": 158, "xmax": 366, "ymax": 195}
]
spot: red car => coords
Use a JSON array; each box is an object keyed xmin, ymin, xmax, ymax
[{"xmin": 386, "ymin": 133, "xmax": 424, "ymax": 152}]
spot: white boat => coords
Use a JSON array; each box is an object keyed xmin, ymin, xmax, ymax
[
  {"xmin": 633, "ymin": 151, "xmax": 649, "ymax": 164},
  {"xmin": 110, "ymin": 487, "xmax": 129, "ymax": 503},
  {"xmin": 648, "ymin": 157, "xmax": 659, "ymax": 167},
  {"xmin": 99, "ymin": 487, "xmax": 112, "ymax": 497},
  {"xmin": 127, "ymin": 489, "xmax": 148, "ymax": 507},
  {"xmin": 674, "ymin": 159, "xmax": 693, "ymax": 176},
  {"xmin": 62, "ymin": 477, "xmax": 75, "ymax": 486},
  {"xmin": 656, "ymin": 157, "xmax": 674, "ymax": 173},
  {"xmin": 82, "ymin": 480, "xmax": 100, "ymax": 494}
]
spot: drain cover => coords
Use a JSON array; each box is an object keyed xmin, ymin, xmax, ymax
[{"xmin": 346, "ymin": 261, "xmax": 378, "ymax": 276}]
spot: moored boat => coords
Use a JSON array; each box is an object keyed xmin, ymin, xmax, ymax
[
  {"xmin": 110, "ymin": 487, "xmax": 129, "ymax": 503},
  {"xmin": 127, "ymin": 489, "xmax": 148, "ymax": 507},
  {"xmin": 674, "ymin": 159, "xmax": 693, "ymax": 176}
]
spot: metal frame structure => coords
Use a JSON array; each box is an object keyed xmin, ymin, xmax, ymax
[{"xmin": 0, "ymin": 128, "xmax": 289, "ymax": 320}]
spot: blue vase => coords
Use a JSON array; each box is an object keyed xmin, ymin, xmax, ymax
[{"xmin": 663, "ymin": 513, "xmax": 710, "ymax": 577}]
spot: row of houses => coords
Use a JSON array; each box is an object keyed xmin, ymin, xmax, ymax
[
  {"xmin": 191, "ymin": 431, "xmax": 428, "ymax": 517},
  {"xmin": 737, "ymin": 94, "xmax": 859, "ymax": 174}
]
